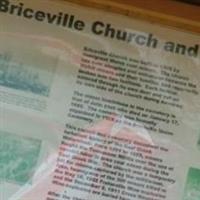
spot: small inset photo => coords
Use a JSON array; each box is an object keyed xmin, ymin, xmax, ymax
[
  {"xmin": 183, "ymin": 167, "xmax": 200, "ymax": 200},
  {"xmin": 0, "ymin": 131, "xmax": 41, "ymax": 185}
]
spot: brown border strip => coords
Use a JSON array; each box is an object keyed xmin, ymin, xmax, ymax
[{"xmin": 56, "ymin": 0, "xmax": 200, "ymax": 34}]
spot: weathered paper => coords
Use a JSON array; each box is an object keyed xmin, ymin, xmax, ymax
[{"xmin": 0, "ymin": 0, "xmax": 199, "ymax": 200}]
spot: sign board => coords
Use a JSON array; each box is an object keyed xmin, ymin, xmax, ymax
[{"xmin": 0, "ymin": 0, "xmax": 199, "ymax": 200}]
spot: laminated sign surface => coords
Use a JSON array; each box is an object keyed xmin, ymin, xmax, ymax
[{"xmin": 0, "ymin": 0, "xmax": 200, "ymax": 200}]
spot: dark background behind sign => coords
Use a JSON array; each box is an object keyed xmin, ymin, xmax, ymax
[{"xmin": 61, "ymin": 0, "xmax": 200, "ymax": 34}]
